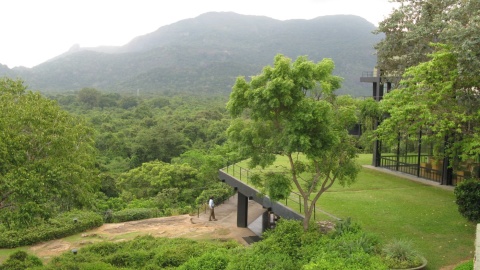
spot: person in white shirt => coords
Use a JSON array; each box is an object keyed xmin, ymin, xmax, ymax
[{"xmin": 208, "ymin": 196, "xmax": 217, "ymax": 221}]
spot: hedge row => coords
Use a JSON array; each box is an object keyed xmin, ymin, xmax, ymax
[
  {"xmin": 110, "ymin": 208, "xmax": 161, "ymax": 223},
  {"xmin": 0, "ymin": 210, "xmax": 103, "ymax": 248}
]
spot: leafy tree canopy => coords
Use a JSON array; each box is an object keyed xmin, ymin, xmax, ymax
[
  {"xmin": 0, "ymin": 78, "xmax": 99, "ymax": 228},
  {"xmin": 117, "ymin": 161, "xmax": 201, "ymax": 204},
  {"xmin": 375, "ymin": 0, "xmax": 480, "ymax": 167},
  {"xmin": 376, "ymin": 45, "xmax": 480, "ymax": 165},
  {"xmin": 227, "ymin": 54, "xmax": 360, "ymax": 230},
  {"xmin": 375, "ymin": 0, "xmax": 480, "ymax": 86}
]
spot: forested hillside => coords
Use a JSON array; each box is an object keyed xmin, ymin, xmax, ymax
[{"xmin": 1, "ymin": 12, "xmax": 381, "ymax": 96}]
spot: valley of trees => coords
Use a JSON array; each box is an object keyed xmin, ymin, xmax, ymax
[{"xmin": 0, "ymin": 77, "xmax": 238, "ymax": 232}]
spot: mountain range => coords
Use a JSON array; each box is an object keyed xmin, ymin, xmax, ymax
[{"xmin": 0, "ymin": 12, "xmax": 382, "ymax": 96}]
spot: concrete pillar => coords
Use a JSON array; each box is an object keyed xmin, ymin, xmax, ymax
[
  {"xmin": 237, "ymin": 192, "xmax": 248, "ymax": 228},
  {"xmin": 262, "ymin": 210, "xmax": 269, "ymax": 232}
]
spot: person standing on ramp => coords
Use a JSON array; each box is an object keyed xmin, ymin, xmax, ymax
[{"xmin": 208, "ymin": 196, "xmax": 217, "ymax": 221}]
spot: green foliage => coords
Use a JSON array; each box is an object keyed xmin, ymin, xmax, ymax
[
  {"xmin": 228, "ymin": 219, "xmax": 386, "ymax": 270},
  {"xmin": 250, "ymin": 172, "xmax": 292, "ymax": 201},
  {"xmin": 0, "ymin": 210, "xmax": 103, "ymax": 248},
  {"xmin": 376, "ymin": 45, "xmax": 480, "ymax": 165},
  {"xmin": 381, "ymin": 239, "xmax": 424, "ymax": 269},
  {"xmin": 375, "ymin": 1, "xmax": 480, "ymax": 167},
  {"xmin": 117, "ymin": 161, "xmax": 200, "ymax": 203},
  {"xmin": 77, "ymin": 87, "xmax": 102, "ymax": 108},
  {"xmin": 0, "ymin": 251, "xmax": 43, "ymax": 270},
  {"xmin": 454, "ymin": 179, "xmax": 480, "ymax": 222},
  {"xmin": 226, "ymin": 249, "xmax": 298, "ymax": 270},
  {"xmin": 178, "ymin": 249, "xmax": 231, "ymax": 270},
  {"xmin": 454, "ymin": 260, "xmax": 473, "ymax": 270},
  {"xmin": 227, "ymin": 54, "xmax": 360, "ymax": 229},
  {"xmin": 0, "ymin": 78, "xmax": 99, "ymax": 228},
  {"xmin": 195, "ymin": 183, "xmax": 235, "ymax": 206},
  {"xmin": 261, "ymin": 219, "xmax": 304, "ymax": 258},
  {"xmin": 42, "ymin": 235, "xmax": 240, "ymax": 269},
  {"xmin": 376, "ymin": 0, "xmax": 480, "ymax": 86},
  {"xmin": 330, "ymin": 217, "xmax": 362, "ymax": 237},
  {"xmin": 303, "ymin": 250, "xmax": 387, "ymax": 270},
  {"xmin": 110, "ymin": 208, "xmax": 160, "ymax": 223}
]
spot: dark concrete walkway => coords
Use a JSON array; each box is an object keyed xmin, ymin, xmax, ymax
[{"xmin": 190, "ymin": 193, "xmax": 266, "ymax": 243}]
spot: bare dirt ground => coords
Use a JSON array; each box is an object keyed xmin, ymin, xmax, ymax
[
  {"xmin": 28, "ymin": 195, "xmax": 265, "ymax": 262},
  {"xmin": 8, "ymin": 193, "xmax": 471, "ymax": 269}
]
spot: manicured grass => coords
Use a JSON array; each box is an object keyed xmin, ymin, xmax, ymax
[{"xmin": 227, "ymin": 153, "xmax": 476, "ymax": 269}]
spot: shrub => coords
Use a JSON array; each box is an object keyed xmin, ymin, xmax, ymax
[
  {"xmin": 0, "ymin": 210, "xmax": 103, "ymax": 248},
  {"xmin": 454, "ymin": 260, "xmax": 473, "ymax": 270},
  {"xmin": 105, "ymin": 250, "xmax": 153, "ymax": 268},
  {"xmin": 178, "ymin": 249, "xmax": 231, "ymax": 270},
  {"xmin": 153, "ymin": 238, "xmax": 205, "ymax": 267},
  {"xmin": 454, "ymin": 178, "xmax": 480, "ymax": 222},
  {"xmin": 110, "ymin": 208, "xmax": 160, "ymax": 223},
  {"xmin": 82, "ymin": 241, "xmax": 122, "ymax": 257},
  {"xmin": 303, "ymin": 250, "xmax": 387, "ymax": 270},
  {"xmin": 330, "ymin": 217, "xmax": 362, "ymax": 238},
  {"xmin": 226, "ymin": 249, "xmax": 298, "ymax": 270},
  {"xmin": 0, "ymin": 250, "xmax": 43, "ymax": 270},
  {"xmin": 260, "ymin": 219, "xmax": 304, "ymax": 259},
  {"xmin": 381, "ymin": 239, "xmax": 424, "ymax": 269}
]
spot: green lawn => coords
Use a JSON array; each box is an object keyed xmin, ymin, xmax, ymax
[{"xmin": 228, "ymin": 154, "xmax": 476, "ymax": 269}]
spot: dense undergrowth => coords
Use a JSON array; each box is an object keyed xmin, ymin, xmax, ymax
[{"xmin": 1, "ymin": 219, "xmax": 399, "ymax": 270}]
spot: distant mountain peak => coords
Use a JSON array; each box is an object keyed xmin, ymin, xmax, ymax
[
  {"xmin": 0, "ymin": 12, "xmax": 381, "ymax": 97},
  {"xmin": 68, "ymin": 44, "xmax": 81, "ymax": 52}
]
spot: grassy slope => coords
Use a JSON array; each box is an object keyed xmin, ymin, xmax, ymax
[{"xmin": 235, "ymin": 154, "xmax": 476, "ymax": 269}]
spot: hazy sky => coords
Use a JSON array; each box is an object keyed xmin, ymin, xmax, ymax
[{"xmin": 0, "ymin": 0, "xmax": 398, "ymax": 68}]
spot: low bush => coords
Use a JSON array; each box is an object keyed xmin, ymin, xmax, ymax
[
  {"xmin": 454, "ymin": 178, "xmax": 480, "ymax": 222},
  {"xmin": 0, "ymin": 210, "xmax": 103, "ymax": 248},
  {"xmin": 303, "ymin": 250, "xmax": 387, "ymax": 270},
  {"xmin": 381, "ymin": 239, "xmax": 424, "ymax": 269},
  {"xmin": 42, "ymin": 235, "xmax": 240, "ymax": 269},
  {"xmin": 178, "ymin": 249, "xmax": 231, "ymax": 270},
  {"xmin": 0, "ymin": 250, "xmax": 43, "ymax": 270},
  {"xmin": 454, "ymin": 259, "xmax": 473, "ymax": 270},
  {"xmin": 110, "ymin": 208, "xmax": 160, "ymax": 223}
]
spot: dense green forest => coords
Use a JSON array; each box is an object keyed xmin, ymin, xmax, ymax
[
  {"xmin": 0, "ymin": 78, "xmax": 239, "ymax": 235},
  {"xmin": 54, "ymin": 87, "xmax": 239, "ymax": 215}
]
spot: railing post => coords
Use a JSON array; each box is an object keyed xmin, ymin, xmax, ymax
[{"xmin": 396, "ymin": 133, "xmax": 400, "ymax": 171}]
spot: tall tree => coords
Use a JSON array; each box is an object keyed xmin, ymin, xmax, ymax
[
  {"xmin": 376, "ymin": 45, "xmax": 480, "ymax": 168},
  {"xmin": 227, "ymin": 54, "xmax": 360, "ymax": 230},
  {"xmin": 0, "ymin": 78, "xmax": 99, "ymax": 228},
  {"xmin": 117, "ymin": 161, "xmax": 200, "ymax": 205},
  {"xmin": 375, "ymin": 0, "xmax": 480, "ymax": 168},
  {"xmin": 375, "ymin": 0, "xmax": 480, "ymax": 84}
]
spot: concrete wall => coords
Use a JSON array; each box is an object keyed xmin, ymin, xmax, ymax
[{"xmin": 218, "ymin": 170, "xmax": 304, "ymax": 221}]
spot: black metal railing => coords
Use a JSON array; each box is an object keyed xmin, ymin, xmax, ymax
[
  {"xmin": 380, "ymin": 155, "xmax": 442, "ymax": 183},
  {"xmin": 222, "ymin": 163, "xmax": 339, "ymax": 221}
]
